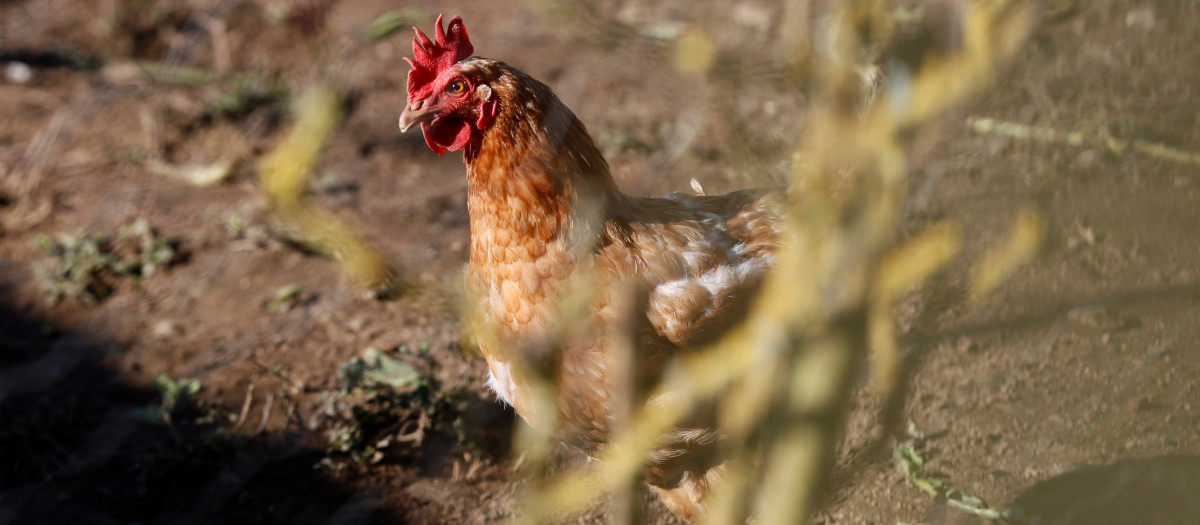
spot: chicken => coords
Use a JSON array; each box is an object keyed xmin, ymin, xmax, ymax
[{"xmin": 398, "ymin": 15, "xmax": 783, "ymax": 522}]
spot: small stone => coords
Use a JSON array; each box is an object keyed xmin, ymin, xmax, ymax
[
  {"xmin": 405, "ymin": 480, "xmax": 452, "ymax": 504},
  {"xmin": 99, "ymin": 61, "xmax": 146, "ymax": 86},
  {"xmin": 1125, "ymin": 7, "xmax": 1156, "ymax": 31},
  {"xmin": 1067, "ymin": 306, "xmax": 1126, "ymax": 332},
  {"xmin": 1076, "ymin": 148, "xmax": 1100, "ymax": 168},
  {"xmin": 733, "ymin": 3, "xmax": 772, "ymax": 31},
  {"xmin": 1076, "ymin": 224, "xmax": 1096, "ymax": 246},
  {"xmin": 947, "ymin": 336, "xmax": 978, "ymax": 354},
  {"xmin": 152, "ymin": 320, "xmax": 184, "ymax": 339},
  {"xmin": 5, "ymin": 62, "xmax": 32, "ymax": 84}
]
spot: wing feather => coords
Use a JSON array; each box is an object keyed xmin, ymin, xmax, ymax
[{"xmin": 596, "ymin": 189, "xmax": 784, "ymax": 348}]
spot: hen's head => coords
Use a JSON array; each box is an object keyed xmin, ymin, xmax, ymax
[{"xmin": 398, "ymin": 15, "xmax": 500, "ymax": 156}]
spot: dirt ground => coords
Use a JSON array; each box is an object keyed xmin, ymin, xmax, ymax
[{"xmin": 2, "ymin": 1, "xmax": 1198, "ymax": 524}]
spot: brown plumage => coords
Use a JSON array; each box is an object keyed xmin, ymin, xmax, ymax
[{"xmin": 398, "ymin": 16, "xmax": 783, "ymax": 522}]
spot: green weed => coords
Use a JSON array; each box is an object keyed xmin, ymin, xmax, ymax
[
  {"xmin": 34, "ymin": 219, "xmax": 176, "ymax": 303},
  {"xmin": 132, "ymin": 374, "xmax": 204, "ymax": 425},
  {"xmin": 321, "ymin": 348, "xmax": 476, "ymax": 469}
]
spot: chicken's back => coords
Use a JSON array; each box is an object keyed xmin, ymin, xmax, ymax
[{"xmin": 598, "ymin": 188, "xmax": 784, "ymax": 349}]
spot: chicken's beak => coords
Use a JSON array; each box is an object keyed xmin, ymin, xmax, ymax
[{"xmin": 399, "ymin": 99, "xmax": 437, "ymax": 133}]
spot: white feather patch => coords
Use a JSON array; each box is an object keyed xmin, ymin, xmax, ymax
[
  {"xmin": 487, "ymin": 360, "xmax": 516, "ymax": 406},
  {"xmin": 696, "ymin": 265, "xmax": 739, "ymax": 298}
]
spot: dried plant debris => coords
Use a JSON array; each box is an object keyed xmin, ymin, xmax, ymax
[
  {"xmin": 34, "ymin": 219, "xmax": 178, "ymax": 304},
  {"xmin": 321, "ymin": 348, "xmax": 476, "ymax": 469}
]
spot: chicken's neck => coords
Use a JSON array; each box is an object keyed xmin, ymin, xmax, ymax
[{"xmin": 463, "ymin": 68, "xmax": 620, "ymax": 337}]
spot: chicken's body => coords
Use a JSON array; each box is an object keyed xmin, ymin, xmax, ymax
[{"xmin": 399, "ymin": 17, "xmax": 783, "ymax": 522}]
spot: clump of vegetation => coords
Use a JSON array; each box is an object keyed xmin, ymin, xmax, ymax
[
  {"xmin": 34, "ymin": 219, "xmax": 177, "ymax": 303},
  {"xmin": 132, "ymin": 374, "xmax": 204, "ymax": 425},
  {"xmin": 321, "ymin": 347, "xmax": 476, "ymax": 469},
  {"xmin": 264, "ymin": 284, "xmax": 306, "ymax": 313},
  {"xmin": 895, "ymin": 421, "xmax": 1032, "ymax": 523}
]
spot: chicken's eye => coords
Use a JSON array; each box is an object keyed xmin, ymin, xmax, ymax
[{"xmin": 447, "ymin": 80, "xmax": 467, "ymax": 95}]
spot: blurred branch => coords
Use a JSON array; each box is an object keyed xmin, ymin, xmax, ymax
[
  {"xmin": 507, "ymin": 1, "xmax": 1036, "ymax": 523},
  {"xmin": 258, "ymin": 85, "xmax": 397, "ymax": 295},
  {"xmin": 970, "ymin": 206, "xmax": 1046, "ymax": 301},
  {"xmin": 870, "ymin": 223, "xmax": 961, "ymax": 397}
]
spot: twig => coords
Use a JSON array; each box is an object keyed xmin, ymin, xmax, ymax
[
  {"xmin": 465, "ymin": 457, "xmax": 483, "ymax": 482},
  {"xmin": 510, "ymin": 450, "xmax": 527, "ymax": 473},
  {"xmin": 967, "ymin": 117, "xmax": 1200, "ymax": 166},
  {"xmin": 254, "ymin": 393, "xmax": 275, "ymax": 436},
  {"xmin": 160, "ymin": 0, "xmax": 238, "ymax": 70},
  {"xmin": 196, "ymin": 13, "xmax": 232, "ymax": 75},
  {"xmin": 250, "ymin": 356, "xmax": 302, "ymax": 391},
  {"xmin": 232, "ymin": 383, "xmax": 256, "ymax": 431}
]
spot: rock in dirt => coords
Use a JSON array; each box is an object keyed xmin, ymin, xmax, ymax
[
  {"xmin": 5, "ymin": 61, "xmax": 32, "ymax": 84},
  {"xmin": 405, "ymin": 480, "xmax": 453, "ymax": 505},
  {"xmin": 1066, "ymin": 306, "xmax": 1138, "ymax": 333},
  {"xmin": 152, "ymin": 320, "xmax": 185, "ymax": 339}
]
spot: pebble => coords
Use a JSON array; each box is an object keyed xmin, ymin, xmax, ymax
[
  {"xmin": 5, "ymin": 62, "xmax": 32, "ymax": 84},
  {"xmin": 1066, "ymin": 306, "xmax": 1127, "ymax": 332},
  {"xmin": 1075, "ymin": 148, "xmax": 1100, "ymax": 169},
  {"xmin": 1125, "ymin": 7, "xmax": 1156, "ymax": 31},
  {"xmin": 405, "ymin": 480, "xmax": 452, "ymax": 504},
  {"xmin": 152, "ymin": 320, "xmax": 185, "ymax": 339}
]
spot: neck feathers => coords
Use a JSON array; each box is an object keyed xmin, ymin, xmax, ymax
[
  {"xmin": 464, "ymin": 60, "xmax": 619, "ymax": 249},
  {"xmin": 463, "ymin": 61, "xmax": 618, "ymax": 339}
]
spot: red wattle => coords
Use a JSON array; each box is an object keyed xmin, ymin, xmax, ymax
[{"xmin": 421, "ymin": 117, "xmax": 473, "ymax": 155}]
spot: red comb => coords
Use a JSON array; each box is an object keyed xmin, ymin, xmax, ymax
[{"xmin": 404, "ymin": 14, "xmax": 473, "ymax": 100}]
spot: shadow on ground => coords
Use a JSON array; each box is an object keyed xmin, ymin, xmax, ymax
[
  {"xmin": 1006, "ymin": 455, "xmax": 1200, "ymax": 525},
  {"xmin": 923, "ymin": 455, "xmax": 1200, "ymax": 525},
  {"xmin": 0, "ymin": 303, "xmax": 399, "ymax": 525}
]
